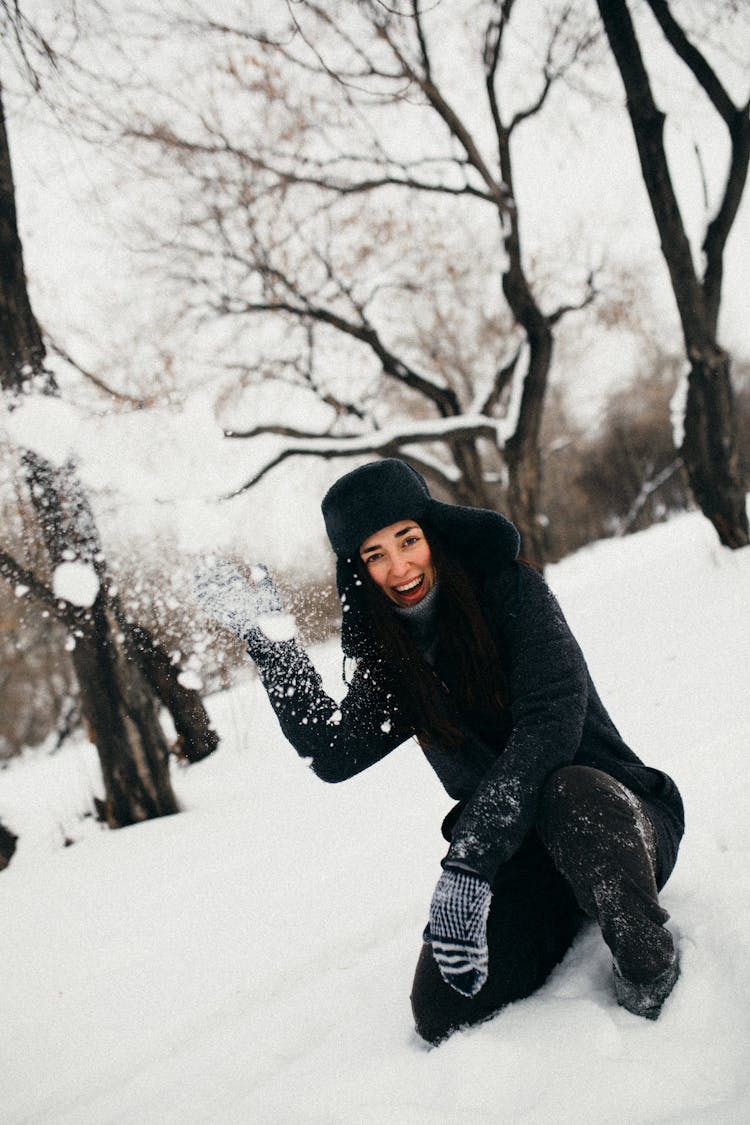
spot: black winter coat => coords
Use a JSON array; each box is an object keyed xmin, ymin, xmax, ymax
[{"xmin": 248, "ymin": 560, "xmax": 684, "ymax": 886}]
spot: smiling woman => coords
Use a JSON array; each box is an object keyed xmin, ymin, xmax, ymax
[
  {"xmin": 195, "ymin": 458, "xmax": 685, "ymax": 1044},
  {"xmin": 359, "ymin": 522, "xmax": 437, "ymax": 607}
]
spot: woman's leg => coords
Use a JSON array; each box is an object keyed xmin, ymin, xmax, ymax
[
  {"xmin": 411, "ymin": 839, "xmax": 583, "ymax": 1045},
  {"xmin": 537, "ymin": 765, "xmax": 678, "ymax": 1017}
]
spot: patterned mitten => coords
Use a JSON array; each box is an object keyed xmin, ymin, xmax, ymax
[
  {"xmin": 424, "ymin": 867, "xmax": 493, "ymax": 997},
  {"xmin": 193, "ymin": 558, "xmax": 295, "ymax": 642}
]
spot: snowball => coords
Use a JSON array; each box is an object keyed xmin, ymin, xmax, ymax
[
  {"xmin": 256, "ymin": 611, "xmax": 297, "ymax": 643},
  {"xmin": 14, "ymin": 584, "xmax": 29, "ymax": 598},
  {"xmin": 53, "ymin": 562, "xmax": 100, "ymax": 608}
]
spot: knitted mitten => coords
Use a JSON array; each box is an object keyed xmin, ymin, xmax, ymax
[
  {"xmin": 194, "ymin": 558, "xmax": 295, "ymax": 643},
  {"xmin": 424, "ymin": 867, "xmax": 493, "ymax": 997}
]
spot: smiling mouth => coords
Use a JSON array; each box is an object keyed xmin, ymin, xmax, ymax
[{"xmin": 393, "ymin": 575, "xmax": 425, "ymax": 598}]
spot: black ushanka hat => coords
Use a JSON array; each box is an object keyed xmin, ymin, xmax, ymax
[{"xmin": 321, "ymin": 458, "xmax": 521, "ymax": 658}]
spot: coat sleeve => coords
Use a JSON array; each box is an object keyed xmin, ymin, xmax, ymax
[
  {"xmin": 247, "ymin": 634, "xmax": 408, "ymax": 783},
  {"xmin": 444, "ymin": 565, "xmax": 589, "ymax": 882}
]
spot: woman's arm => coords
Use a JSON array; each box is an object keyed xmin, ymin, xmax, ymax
[
  {"xmin": 444, "ymin": 565, "xmax": 589, "ymax": 882},
  {"xmin": 194, "ymin": 556, "xmax": 407, "ymax": 782},
  {"xmin": 249, "ymin": 634, "xmax": 408, "ymax": 782}
]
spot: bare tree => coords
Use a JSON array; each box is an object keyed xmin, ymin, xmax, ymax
[
  {"xmin": 0, "ymin": 70, "xmax": 216, "ymax": 829},
  {"xmin": 116, "ymin": 0, "xmax": 598, "ymax": 561},
  {"xmin": 596, "ymin": 0, "xmax": 749, "ymax": 548}
]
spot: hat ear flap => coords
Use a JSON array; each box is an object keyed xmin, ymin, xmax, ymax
[{"xmin": 425, "ymin": 500, "xmax": 520, "ymax": 570}]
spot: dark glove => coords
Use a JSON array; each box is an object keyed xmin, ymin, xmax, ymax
[{"xmin": 424, "ymin": 866, "xmax": 492, "ymax": 997}]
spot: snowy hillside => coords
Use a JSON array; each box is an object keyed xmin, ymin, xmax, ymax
[{"xmin": 2, "ymin": 508, "xmax": 750, "ymax": 1125}]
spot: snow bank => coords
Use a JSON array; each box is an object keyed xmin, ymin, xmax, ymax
[{"xmin": 2, "ymin": 511, "xmax": 750, "ymax": 1123}]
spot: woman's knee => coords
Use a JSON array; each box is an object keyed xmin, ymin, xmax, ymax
[
  {"xmin": 538, "ymin": 765, "xmax": 599, "ymax": 843},
  {"xmin": 411, "ymin": 992, "xmax": 454, "ymax": 1046},
  {"xmin": 410, "ymin": 872, "xmax": 581, "ymax": 1045},
  {"xmin": 410, "ymin": 939, "xmax": 523, "ymax": 1046},
  {"xmin": 538, "ymin": 765, "xmax": 651, "ymax": 842},
  {"xmin": 410, "ymin": 944, "xmax": 470, "ymax": 1045},
  {"xmin": 538, "ymin": 765, "xmax": 661, "ymax": 911},
  {"xmin": 540, "ymin": 764, "xmax": 609, "ymax": 810}
]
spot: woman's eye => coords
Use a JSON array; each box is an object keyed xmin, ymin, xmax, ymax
[{"xmin": 403, "ymin": 536, "xmax": 419, "ymax": 547}]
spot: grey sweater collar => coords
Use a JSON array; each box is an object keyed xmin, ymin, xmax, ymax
[{"xmin": 392, "ymin": 582, "xmax": 441, "ymax": 662}]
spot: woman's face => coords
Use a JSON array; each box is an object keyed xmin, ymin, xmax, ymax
[{"xmin": 359, "ymin": 520, "xmax": 437, "ymax": 607}]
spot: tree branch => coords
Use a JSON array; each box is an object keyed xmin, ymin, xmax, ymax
[
  {"xmin": 640, "ymin": 1, "xmax": 750, "ymax": 335},
  {"xmin": 595, "ymin": 0, "xmax": 706, "ymax": 349},
  {"xmin": 483, "ymin": 0, "xmax": 512, "ymax": 172},
  {"xmin": 375, "ymin": 18, "xmax": 511, "ymax": 215},
  {"xmin": 547, "ymin": 271, "xmax": 598, "ymax": 326},
  {"xmin": 45, "ymin": 336, "xmax": 155, "ymax": 408},
  {"xmin": 217, "ymin": 292, "xmax": 462, "ymax": 417},
  {"xmin": 480, "ymin": 342, "xmax": 523, "ymax": 416},
  {"xmin": 124, "ymin": 125, "xmax": 495, "ymax": 202},
  {"xmin": 508, "ymin": 5, "xmax": 598, "ymax": 135},
  {"xmin": 223, "ymin": 414, "xmax": 503, "ymax": 499},
  {"xmin": 702, "ymin": 113, "xmax": 750, "ymax": 335},
  {"xmin": 509, "ymin": 72, "xmax": 554, "ymax": 134},
  {"xmin": 644, "ymin": 0, "xmax": 738, "ymax": 125},
  {"xmin": 619, "ymin": 456, "xmax": 683, "ymax": 534}
]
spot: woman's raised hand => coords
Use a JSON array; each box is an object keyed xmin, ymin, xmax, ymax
[{"xmin": 193, "ymin": 558, "xmax": 296, "ymax": 643}]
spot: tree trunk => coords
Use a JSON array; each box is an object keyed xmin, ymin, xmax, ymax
[
  {"xmin": 0, "ymin": 95, "xmax": 46, "ymax": 390},
  {"xmin": 504, "ymin": 320, "xmax": 553, "ymax": 564},
  {"xmin": 596, "ymin": 0, "xmax": 749, "ymax": 549},
  {"xmin": 498, "ymin": 128, "xmax": 554, "ymax": 565},
  {"xmin": 120, "ymin": 619, "xmax": 219, "ymax": 763},
  {"xmin": 72, "ymin": 602, "xmax": 179, "ymax": 826},
  {"xmin": 450, "ymin": 439, "xmax": 497, "ymax": 510},
  {"xmin": 683, "ymin": 346, "xmax": 747, "ymax": 548},
  {"xmin": 20, "ymin": 453, "xmax": 181, "ymax": 824},
  {"xmin": 0, "ymin": 84, "xmax": 182, "ymax": 825},
  {"xmin": 0, "ymin": 819, "xmax": 18, "ymax": 871}
]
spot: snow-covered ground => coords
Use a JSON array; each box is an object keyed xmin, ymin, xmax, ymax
[{"xmin": 2, "ymin": 508, "xmax": 750, "ymax": 1124}]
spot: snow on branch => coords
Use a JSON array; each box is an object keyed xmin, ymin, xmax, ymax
[{"xmin": 223, "ymin": 413, "xmax": 504, "ymax": 499}]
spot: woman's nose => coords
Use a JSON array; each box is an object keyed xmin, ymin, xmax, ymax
[{"xmin": 389, "ymin": 554, "xmax": 410, "ymax": 578}]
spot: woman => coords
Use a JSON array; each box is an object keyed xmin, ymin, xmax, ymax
[{"xmin": 196, "ymin": 458, "xmax": 684, "ymax": 1044}]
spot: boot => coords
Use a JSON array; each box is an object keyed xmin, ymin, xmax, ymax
[{"xmin": 613, "ymin": 952, "xmax": 679, "ymax": 1020}]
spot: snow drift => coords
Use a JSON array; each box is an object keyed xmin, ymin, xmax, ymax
[{"xmin": 2, "ymin": 508, "xmax": 750, "ymax": 1124}]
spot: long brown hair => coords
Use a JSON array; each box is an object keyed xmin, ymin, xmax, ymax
[{"xmin": 356, "ymin": 527, "xmax": 509, "ymax": 748}]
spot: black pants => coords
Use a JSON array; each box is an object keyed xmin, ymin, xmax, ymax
[{"xmin": 411, "ymin": 765, "xmax": 678, "ymax": 1045}]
